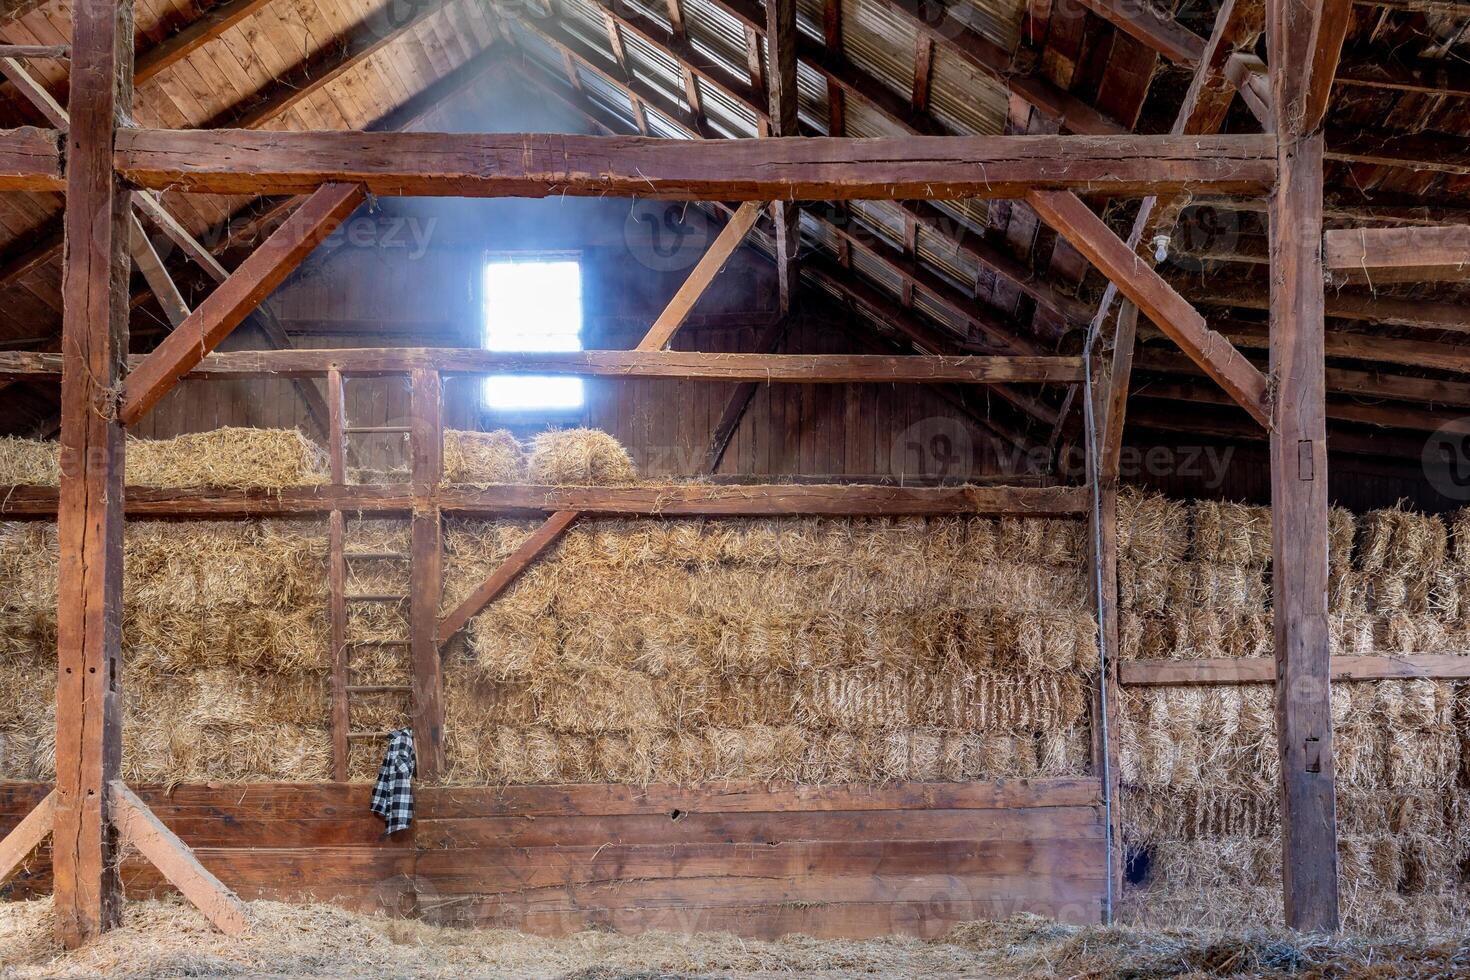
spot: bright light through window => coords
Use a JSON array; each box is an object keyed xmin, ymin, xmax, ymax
[{"xmin": 483, "ymin": 258, "xmax": 584, "ymax": 411}]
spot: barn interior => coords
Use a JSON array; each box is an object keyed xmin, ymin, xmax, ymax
[{"xmin": 0, "ymin": 0, "xmax": 1469, "ymax": 972}]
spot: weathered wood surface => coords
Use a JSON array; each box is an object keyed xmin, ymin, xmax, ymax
[
  {"xmin": 0, "ymin": 790, "xmax": 53, "ymax": 886},
  {"xmin": 109, "ymin": 782, "xmax": 251, "ymax": 936},
  {"xmin": 409, "ymin": 368, "xmax": 445, "ymax": 780},
  {"xmin": 0, "ymin": 349, "xmax": 1087, "ymax": 383},
  {"xmin": 1, "ymin": 780, "xmax": 1105, "ymax": 938},
  {"xmin": 637, "ymin": 202, "xmax": 761, "ymax": 351},
  {"xmin": 1027, "ymin": 190, "xmax": 1270, "ymax": 427},
  {"xmin": 436, "ymin": 510, "xmax": 578, "ymax": 644},
  {"xmin": 1268, "ymin": 0, "xmax": 1341, "ymax": 932},
  {"xmin": 53, "ymin": 0, "xmax": 131, "ymax": 948},
  {"xmin": 1324, "ymin": 225, "xmax": 1470, "ymax": 284},
  {"xmin": 0, "ymin": 483, "xmax": 1092, "ymax": 519},
  {"xmin": 0, "ymin": 126, "xmax": 61, "ymax": 189},
  {"xmin": 113, "ymin": 129, "xmax": 1276, "ymax": 199},
  {"xmin": 119, "ymin": 184, "xmax": 367, "ymax": 425}
]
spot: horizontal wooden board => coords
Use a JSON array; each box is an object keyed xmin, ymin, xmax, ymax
[
  {"xmin": 414, "ymin": 838, "xmax": 1106, "ymax": 894},
  {"xmin": 114, "ymin": 130, "xmax": 1275, "ymax": 199},
  {"xmin": 0, "ymin": 482, "xmax": 1091, "ymax": 519},
  {"xmin": 417, "ymin": 806, "xmax": 1104, "ymax": 849},
  {"xmin": 419, "ymin": 778, "xmax": 1103, "ymax": 818},
  {"xmin": 1119, "ymin": 653, "xmax": 1470, "ymax": 685},
  {"xmin": 0, "ymin": 349, "xmax": 1087, "ymax": 383}
]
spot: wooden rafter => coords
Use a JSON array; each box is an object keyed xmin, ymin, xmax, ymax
[
  {"xmin": 1027, "ymin": 190, "xmax": 1270, "ymax": 427},
  {"xmin": 127, "ymin": 213, "xmax": 190, "ymax": 328},
  {"xmin": 118, "ymin": 183, "xmax": 367, "ymax": 425},
  {"xmin": 1323, "ymin": 224, "xmax": 1470, "ymax": 283},
  {"xmin": 637, "ymin": 201, "xmax": 762, "ymax": 352}
]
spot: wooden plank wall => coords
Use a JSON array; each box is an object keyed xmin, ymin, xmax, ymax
[{"xmin": 0, "ymin": 779, "xmax": 1107, "ymax": 938}]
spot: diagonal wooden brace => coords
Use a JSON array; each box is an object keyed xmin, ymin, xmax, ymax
[
  {"xmin": 109, "ymin": 781, "xmax": 251, "ymax": 936},
  {"xmin": 0, "ymin": 789, "xmax": 55, "ymax": 886}
]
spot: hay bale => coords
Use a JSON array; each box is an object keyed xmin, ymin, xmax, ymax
[
  {"xmin": 526, "ymin": 428, "xmax": 636, "ymax": 485},
  {"xmin": 128, "ymin": 428, "xmax": 328, "ymax": 489},
  {"xmin": 442, "ymin": 429, "xmax": 523, "ymax": 484},
  {"xmin": 1117, "ymin": 489, "xmax": 1189, "ymax": 565},
  {"xmin": 0, "ymin": 436, "xmax": 59, "ymax": 485}
]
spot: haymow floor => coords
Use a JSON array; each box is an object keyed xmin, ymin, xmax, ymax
[{"xmin": 0, "ymin": 898, "xmax": 1465, "ymax": 979}]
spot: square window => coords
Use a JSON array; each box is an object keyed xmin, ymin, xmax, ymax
[{"xmin": 483, "ymin": 257, "xmax": 583, "ymax": 411}]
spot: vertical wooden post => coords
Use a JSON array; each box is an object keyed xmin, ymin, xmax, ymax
[
  {"xmin": 327, "ymin": 367, "xmax": 349, "ymax": 781},
  {"xmin": 1086, "ymin": 300, "xmax": 1136, "ymax": 922},
  {"xmin": 409, "ymin": 367, "xmax": 445, "ymax": 779},
  {"xmin": 54, "ymin": 0, "xmax": 133, "ymax": 948},
  {"xmin": 1267, "ymin": 0, "xmax": 1341, "ymax": 934},
  {"xmin": 766, "ymin": 0, "xmax": 799, "ymax": 313}
]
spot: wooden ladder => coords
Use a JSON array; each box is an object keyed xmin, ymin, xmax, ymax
[{"xmin": 326, "ymin": 367, "xmax": 416, "ymax": 781}]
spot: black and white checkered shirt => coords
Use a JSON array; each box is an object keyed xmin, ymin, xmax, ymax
[{"xmin": 370, "ymin": 728, "xmax": 415, "ymax": 835}]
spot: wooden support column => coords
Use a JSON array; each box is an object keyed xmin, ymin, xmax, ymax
[
  {"xmin": 1086, "ymin": 300, "xmax": 1136, "ymax": 921},
  {"xmin": 766, "ymin": 0, "xmax": 799, "ymax": 313},
  {"xmin": 53, "ymin": 0, "xmax": 132, "ymax": 949},
  {"xmin": 327, "ymin": 367, "xmax": 349, "ymax": 781},
  {"xmin": 409, "ymin": 367, "xmax": 445, "ymax": 780},
  {"xmin": 1267, "ymin": 0, "xmax": 1340, "ymax": 934}
]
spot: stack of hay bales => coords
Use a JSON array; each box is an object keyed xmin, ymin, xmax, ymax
[
  {"xmin": 0, "ymin": 519, "xmax": 336, "ymax": 783},
  {"xmin": 0, "ymin": 429, "xmax": 328, "ymax": 489},
  {"xmin": 1115, "ymin": 489, "xmax": 1470, "ymax": 933},
  {"xmin": 439, "ymin": 514, "xmax": 1099, "ymax": 785}
]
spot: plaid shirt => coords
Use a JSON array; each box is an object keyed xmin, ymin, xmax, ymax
[{"xmin": 370, "ymin": 728, "xmax": 415, "ymax": 835}]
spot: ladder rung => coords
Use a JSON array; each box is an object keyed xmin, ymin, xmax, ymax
[
  {"xmin": 346, "ymin": 639, "xmax": 410, "ymax": 647},
  {"xmin": 343, "ymin": 551, "xmax": 409, "ymax": 561},
  {"xmin": 344, "ymin": 425, "xmax": 411, "ymax": 434},
  {"xmin": 347, "ymin": 684, "xmax": 410, "ymax": 694},
  {"xmin": 345, "ymin": 593, "xmax": 409, "ymax": 603},
  {"xmin": 347, "ymin": 731, "xmax": 392, "ymax": 740}
]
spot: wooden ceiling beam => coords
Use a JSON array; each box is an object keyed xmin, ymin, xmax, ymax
[
  {"xmin": 114, "ymin": 129, "xmax": 1276, "ymax": 199},
  {"xmin": 0, "ymin": 347, "xmax": 1088, "ymax": 384},
  {"xmin": 1324, "ymin": 225, "xmax": 1470, "ymax": 284},
  {"xmin": 1070, "ymin": 0, "xmax": 1206, "ymax": 66},
  {"xmin": 0, "ymin": 124, "xmax": 60, "ymax": 188},
  {"xmin": 1136, "ymin": 345, "xmax": 1470, "ymax": 408},
  {"xmin": 1187, "ymin": 279, "xmax": 1470, "ymax": 333}
]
